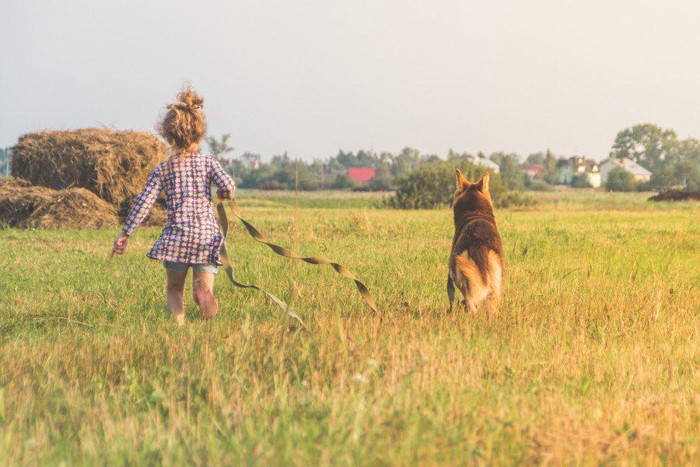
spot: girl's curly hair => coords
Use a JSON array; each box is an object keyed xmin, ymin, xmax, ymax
[{"xmin": 158, "ymin": 87, "xmax": 207, "ymax": 154}]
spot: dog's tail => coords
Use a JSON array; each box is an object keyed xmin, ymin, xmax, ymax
[{"xmin": 447, "ymin": 273, "xmax": 455, "ymax": 310}]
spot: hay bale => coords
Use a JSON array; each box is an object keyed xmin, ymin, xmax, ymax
[
  {"xmin": 27, "ymin": 188, "xmax": 119, "ymax": 229},
  {"xmin": 140, "ymin": 205, "xmax": 168, "ymax": 227},
  {"xmin": 118, "ymin": 195, "xmax": 168, "ymax": 227},
  {"xmin": 0, "ymin": 180, "xmax": 56, "ymax": 226},
  {"xmin": 11, "ymin": 128, "xmax": 167, "ymax": 206},
  {"xmin": 0, "ymin": 177, "xmax": 32, "ymax": 188},
  {"xmin": 0, "ymin": 183, "xmax": 118, "ymax": 229}
]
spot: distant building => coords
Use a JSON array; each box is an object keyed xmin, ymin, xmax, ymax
[
  {"xmin": 466, "ymin": 155, "xmax": 500, "ymax": 173},
  {"xmin": 347, "ymin": 167, "xmax": 376, "ymax": 182},
  {"xmin": 558, "ymin": 156, "xmax": 601, "ymax": 188},
  {"xmin": 599, "ymin": 158, "xmax": 652, "ymax": 184},
  {"xmin": 521, "ymin": 164, "xmax": 546, "ymax": 180}
]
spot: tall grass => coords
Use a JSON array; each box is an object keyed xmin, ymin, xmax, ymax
[{"xmin": 0, "ymin": 195, "xmax": 699, "ymax": 464}]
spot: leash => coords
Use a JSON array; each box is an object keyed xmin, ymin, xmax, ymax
[
  {"xmin": 215, "ymin": 202, "xmax": 307, "ymax": 330},
  {"xmin": 216, "ymin": 198, "xmax": 378, "ymax": 315}
]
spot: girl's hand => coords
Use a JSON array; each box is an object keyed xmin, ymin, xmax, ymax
[{"xmin": 112, "ymin": 233, "xmax": 129, "ymax": 256}]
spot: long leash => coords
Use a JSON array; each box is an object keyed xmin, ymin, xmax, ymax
[
  {"xmin": 216, "ymin": 198, "xmax": 378, "ymax": 315},
  {"xmin": 215, "ymin": 202, "xmax": 307, "ymax": 330}
]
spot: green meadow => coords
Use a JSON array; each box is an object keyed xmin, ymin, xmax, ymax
[{"xmin": 1, "ymin": 190, "xmax": 699, "ymax": 464}]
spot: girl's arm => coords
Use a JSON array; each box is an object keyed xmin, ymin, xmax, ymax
[
  {"xmin": 122, "ymin": 166, "xmax": 163, "ymax": 236},
  {"xmin": 210, "ymin": 159, "xmax": 236, "ymax": 199}
]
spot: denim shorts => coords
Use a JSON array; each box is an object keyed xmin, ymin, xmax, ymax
[{"xmin": 163, "ymin": 261, "xmax": 219, "ymax": 274}]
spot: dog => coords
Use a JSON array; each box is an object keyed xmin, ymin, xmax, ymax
[{"xmin": 448, "ymin": 170, "xmax": 504, "ymax": 316}]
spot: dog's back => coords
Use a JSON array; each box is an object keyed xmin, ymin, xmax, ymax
[{"xmin": 449, "ymin": 171, "xmax": 504, "ymax": 315}]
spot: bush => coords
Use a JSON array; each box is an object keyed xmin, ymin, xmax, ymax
[
  {"xmin": 258, "ymin": 179, "xmax": 285, "ymax": 190},
  {"xmin": 497, "ymin": 191, "xmax": 537, "ymax": 208},
  {"xmin": 605, "ymin": 168, "xmax": 638, "ymax": 192},
  {"xmin": 330, "ymin": 174, "xmax": 355, "ymax": 190},
  {"xmin": 571, "ymin": 174, "xmax": 592, "ymax": 188},
  {"xmin": 648, "ymin": 190, "xmax": 700, "ymax": 202},
  {"xmin": 367, "ymin": 175, "xmax": 394, "ymax": 191},
  {"xmin": 386, "ymin": 162, "xmax": 511, "ymax": 209},
  {"xmin": 525, "ymin": 179, "xmax": 553, "ymax": 191}
]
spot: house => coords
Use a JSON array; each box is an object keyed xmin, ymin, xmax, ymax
[
  {"xmin": 599, "ymin": 158, "xmax": 652, "ymax": 184},
  {"xmin": 466, "ymin": 155, "xmax": 500, "ymax": 173},
  {"xmin": 347, "ymin": 167, "xmax": 376, "ymax": 182},
  {"xmin": 558, "ymin": 156, "xmax": 601, "ymax": 188},
  {"xmin": 521, "ymin": 164, "xmax": 545, "ymax": 180}
]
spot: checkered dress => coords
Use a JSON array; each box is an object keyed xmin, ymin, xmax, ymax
[{"xmin": 122, "ymin": 153, "xmax": 236, "ymax": 265}]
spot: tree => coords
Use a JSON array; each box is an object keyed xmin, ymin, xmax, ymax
[
  {"xmin": 387, "ymin": 162, "xmax": 508, "ymax": 209},
  {"xmin": 610, "ymin": 124, "xmax": 679, "ymax": 172},
  {"xmin": 570, "ymin": 174, "xmax": 591, "ymax": 188},
  {"xmin": 543, "ymin": 149, "xmax": 560, "ymax": 185},
  {"xmin": 239, "ymin": 152, "xmax": 261, "ymax": 168},
  {"xmin": 391, "ymin": 147, "xmax": 422, "ymax": 176},
  {"xmin": 447, "ymin": 150, "xmax": 475, "ymax": 166},
  {"xmin": 645, "ymin": 158, "xmax": 700, "ymax": 191},
  {"xmin": 605, "ymin": 167, "xmax": 638, "ymax": 192},
  {"xmin": 334, "ymin": 149, "xmax": 381, "ymax": 169},
  {"xmin": 525, "ymin": 152, "xmax": 545, "ymax": 166},
  {"xmin": 205, "ymin": 134, "xmax": 235, "ymax": 160},
  {"xmin": 489, "ymin": 152, "xmax": 525, "ymax": 190}
]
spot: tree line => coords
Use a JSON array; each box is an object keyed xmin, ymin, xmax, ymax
[
  {"xmin": 606, "ymin": 123, "xmax": 700, "ymax": 191},
  {"xmin": 1, "ymin": 123, "xmax": 696, "ymax": 193},
  {"xmin": 208, "ymin": 122, "xmax": 699, "ymax": 193}
]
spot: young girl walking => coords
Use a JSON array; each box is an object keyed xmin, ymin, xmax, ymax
[{"xmin": 112, "ymin": 88, "xmax": 236, "ymax": 325}]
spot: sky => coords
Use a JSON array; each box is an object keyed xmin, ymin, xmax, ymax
[{"xmin": 2, "ymin": 0, "xmax": 699, "ymax": 162}]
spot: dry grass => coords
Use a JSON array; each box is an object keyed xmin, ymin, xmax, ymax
[
  {"xmin": 0, "ymin": 181, "xmax": 118, "ymax": 229},
  {"xmin": 0, "ymin": 195, "xmax": 699, "ymax": 464},
  {"xmin": 11, "ymin": 128, "xmax": 166, "ymax": 206}
]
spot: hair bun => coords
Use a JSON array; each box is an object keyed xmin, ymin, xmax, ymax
[{"xmin": 173, "ymin": 88, "xmax": 204, "ymax": 111}]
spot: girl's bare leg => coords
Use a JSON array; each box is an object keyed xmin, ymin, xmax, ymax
[
  {"xmin": 166, "ymin": 269, "xmax": 188, "ymax": 325},
  {"xmin": 193, "ymin": 270, "xmax": 218, "ymax": 319}
]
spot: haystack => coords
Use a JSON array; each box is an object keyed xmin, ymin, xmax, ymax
[
  {"xmin": 0, "ymin": 181, "xmax": 118, "ymax": 229},
  {"xmin": 0, "ymin": 177, "xmax": 32, "ymax": 188},
  {"xmin": 27, "ymin": 188, "xmax": 119, "ymax": 229},
  {"xmin": 140, "ymin": 205, "xmax": 168, "ymax": 227},
  {"xmin": 0, "ymin": 178, "xmax": 56, "ymax": 226},
  {"xmin": 11, "ymin": 128, "xmax": 167, "ymax": 206},
  {"xmin": 119, "ymin": 195, "xmax": 168, "ymax": 227}
]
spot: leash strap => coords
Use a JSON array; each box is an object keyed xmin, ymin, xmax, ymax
[
  {"xmin": 215, "ymin": 202, "xmax": 307, "ymax": 330},
  {"xmin": 218, "ymin": 198, "xmax": 378, "ymax": 314}
]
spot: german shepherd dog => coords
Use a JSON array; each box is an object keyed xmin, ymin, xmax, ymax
[{"xmin": 448, "ymin": 170, "xmax": 504, "ymax": 315}]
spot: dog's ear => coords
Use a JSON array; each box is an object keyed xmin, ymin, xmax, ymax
[
  {"xmin": 455, "ymin": 169, "xmax": 470, "ymax": 191},
  {"xmin": 475, "ymin": 172, "xmax": 490, "ymax": 194}
]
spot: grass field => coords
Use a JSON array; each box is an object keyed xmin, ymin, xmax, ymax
[{"xmin": 1, "ymin": 191, "xmax": 699, "ymax": 464}]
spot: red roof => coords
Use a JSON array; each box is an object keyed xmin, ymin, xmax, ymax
[
  {"xmin": 347, "ymin": 167, "xmax": 376, "ymax": 182},
  {"xmin": 526, "ymin": 164, "xmax": 545, "ymax": 171}
]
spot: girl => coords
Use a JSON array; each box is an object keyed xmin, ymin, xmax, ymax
[{"xmin": 112, "ymin": 88, "xmax": 236, "ymax": 325}]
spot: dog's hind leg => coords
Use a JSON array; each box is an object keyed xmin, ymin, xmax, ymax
[
  {"xmin": 454, "ymin": 254, "xmax": 487, "ymax": 316},
  {"xmin": 486, "ymin": 293, "xmax": 500, "ymax": 319}
]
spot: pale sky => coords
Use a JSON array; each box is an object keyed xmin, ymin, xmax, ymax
[{"xmin": 2, "ymin": 0, "xmax": 699, "ymax": 161}]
